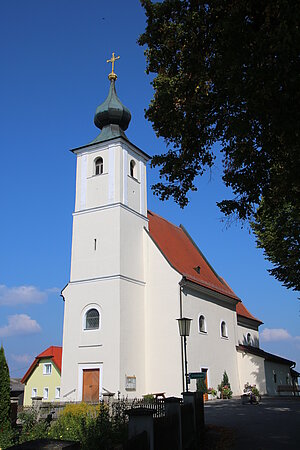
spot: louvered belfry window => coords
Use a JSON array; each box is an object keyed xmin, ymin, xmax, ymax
[{"xmin": 85, "ymin": 309, "xmax": 99, "ymax": 330}]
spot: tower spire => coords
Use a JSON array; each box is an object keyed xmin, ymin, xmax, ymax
[
  {"xmin": 107, "ymin": 52, "xmax": 120, "ymax": 80},
  {"xmin": 89, "ymin": 52, "xmax": 131, "ymax": 144}
]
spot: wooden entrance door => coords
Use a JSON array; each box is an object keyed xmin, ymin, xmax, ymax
[
  {"xmin": 202, "ymin": 368, "xmax": 208, "ymax": 402},
  {"xmin": 82, "ymin": 369, "xmax": 99, "ymax": 402}
]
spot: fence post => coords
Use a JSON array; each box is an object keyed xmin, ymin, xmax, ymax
[
  {"xmin": 127, "ymin": 407, "xmax": 155, "ymax": 450},
  {"xmin": 31, "ymin": 396, "xmax": 43, "ymax": 421},
  {"xmin": 165, "ymin": 397, "xmax": 182, "ymax": 450},
  {"xmin": 182, "ymin": 392, "xmax": 204, "ymax": 447}
]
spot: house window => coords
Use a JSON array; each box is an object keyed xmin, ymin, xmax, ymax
[
  {"xmin": 199, "ymin": 315, "xmax": 206, "ymax": 333},
  {"xmin": 43, "ymin": 363, "xmax": 52, "ymax": 375},
  {"xmin": 273, "ymin": 371, "xmax": 277, "ymax": 383},
  {"xmin": 130, "ymin": 160, "xmax": 136, "ymax": 178},
  {"xmin": 43, "ymin": 387, "xmax": 49, "ymax": 399},
  {"xmin": 221, "ymin": 321, "xmax": 228, "ymax": 338},
  {"xmin": 85, "ymin": 308, "xmax": 100, "ymax": 330},
  {"xmin": 95, "ymin": 157, "xmax": 104, "ymax": 175},
  {"xmin": 55, "ymin": 387, "xmax": 61, "ymax": 399},
  {"xmin": 32, "ymin": 388, "xmax": 37, "ymax": 398},
  {"xmin": 247, "ymin": 333, "xmax": 251, "ymax": 345}
]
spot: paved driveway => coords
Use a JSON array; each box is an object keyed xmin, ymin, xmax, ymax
[{"xmin": 204, "ymin": 397, "xmax": 300, "ymax": 449}]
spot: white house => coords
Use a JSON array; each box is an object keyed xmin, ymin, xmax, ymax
[{"xmin": 60, "ymin": 64, "xmax": 296, "ymax": 402}]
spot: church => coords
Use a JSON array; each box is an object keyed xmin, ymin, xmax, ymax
[{"xmin": 60, "ymin": 55, "xmax": 296, "ymax": 402}]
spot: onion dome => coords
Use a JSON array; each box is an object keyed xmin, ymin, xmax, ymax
[{"xmin": 91, "ymin": 77, "xmax": 131, "ymax": 144}]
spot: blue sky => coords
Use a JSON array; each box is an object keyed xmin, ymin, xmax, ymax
[{"xmin": 0, "ymin": 0, "xmax": 299, "ymax": 379}]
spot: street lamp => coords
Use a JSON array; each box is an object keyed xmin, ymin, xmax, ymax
[{"xmin": 177, "ymin": 317, "xmax": 192, "ymax": 392}]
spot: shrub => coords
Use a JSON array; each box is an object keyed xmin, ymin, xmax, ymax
[
  {"xmin": 207, "ymin": 388, "xmax": 217, "ymax": 397},
  {"xmin": 48, "ymin": 402, "xmax": 115, "ymax": 450},
  {"xmin": 18, "ymin": 408, "xmax": 50, "ymax": 444},
  {"xmin": 142, "ymin": 394, "xmax": 155, "ymax": 401},
  {"xmin": 218, "ymin": 371, "xmax": 233, "ymax": 399},
  {"xmin": 0, "ymin": 424, "xmax": 17, "ymax": 450},
  {"xmin": 0, "ymin": 345, "xmax": 11, "ymax": 429}
]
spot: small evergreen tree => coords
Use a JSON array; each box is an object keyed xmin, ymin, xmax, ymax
[
  {"xmin": 218, "ymin": 370, "xmax": 233, "ymax": 399},
  {"xmin": 222, "ymin": 371, "xmax": 230, "ymax": 389},
  {"xmin": 0, "ymin": 345, "xmax": 11, "ymax": 429}
]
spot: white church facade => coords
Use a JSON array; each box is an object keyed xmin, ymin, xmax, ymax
[{"xmin": 60, "ymin": 61, "xmax": 296, "ymax": 402}]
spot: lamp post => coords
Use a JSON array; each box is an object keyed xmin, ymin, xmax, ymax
[{"xmin": 177, "ymin": 317, "xmax": 192, "ymax": 392}]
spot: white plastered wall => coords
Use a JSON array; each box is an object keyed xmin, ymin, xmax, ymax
[
  {"xmin": 265, "ymin": 361, "xmax": 293, "ymax": 395},
  {"xmin": 61, "ymin": 278, "xmax": 121, "ymax": 401},
  {"xmin": 236, "ymin": 350, "xmax": 267, "ymax": 394},
  {"xmin": 236, "ymin": 323, "xmax": 260, "ymax": 347},
  {"xmin": 144, "ymin": 231, "xmax": 183, "ymax": 396},
  {"xmin": 183, "ymin": 287, "xmax": 241, "ymax": 395}
]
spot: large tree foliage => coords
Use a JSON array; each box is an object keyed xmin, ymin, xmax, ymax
[
  {"xmin": 0, "ymin": 345, "xmax": 11, "ymax": 428},
  {"xmin": 139, "ymin": 0, "xmax": 300, "ymax": 291}
]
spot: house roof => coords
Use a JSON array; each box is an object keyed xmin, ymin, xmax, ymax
[
  {"xmin": 147, "ymin": 210, "xmax": 261, "ymax": 323},
  {"xmin": 237, "ymin": 344, "xmax": 296, "ymax": 367},
  {"xmin": 236, "ymin": 302, "xmax": 263, "ymax": 324},
  {"xmin": 21, "ymin": 346, "xmax": 62, "ymax": 384}
]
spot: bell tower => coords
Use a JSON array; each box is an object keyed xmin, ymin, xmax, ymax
[{"xmin": 61, "ymin": 55, "xmax": 149, "ymax": 401}]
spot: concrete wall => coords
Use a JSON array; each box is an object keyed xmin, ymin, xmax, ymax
[{"xmin": 23, "ymin": 359, "xmax": 61, "ymax": 406}]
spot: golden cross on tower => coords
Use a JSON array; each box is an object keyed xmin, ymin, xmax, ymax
[{"xmin": 107, "ymin": 52, "xmax": 120, "ymax": 80}]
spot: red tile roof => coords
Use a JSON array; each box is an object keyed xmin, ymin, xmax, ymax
[
  {"xmin": 21, "ymin": 346, "xmax": 62, "ymax": 384},
  {"xmin": 236, "ymin": 302, "xmax": 263, "ymax": 324},
  {"xmin": 147, "ymin": 210, "xmax": 261, "ymax": 323}
]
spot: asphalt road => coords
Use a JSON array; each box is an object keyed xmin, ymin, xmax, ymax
[{"xmin": 204, "ymin": 396, "xmax": 300, "ymax": 449}]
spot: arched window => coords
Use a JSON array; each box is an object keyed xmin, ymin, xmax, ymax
[
  {"xmin": 221, "ymin": 321, "xmax": 228, "ymax": 338},
  {"xmin": 95, "ymin": 157, "xmax": 103, "ymax": 175},
  {"xmin": 247, "ymin": 332, "xmax": 251, "ymax": 345},
  {"xmin": 85, "ymin": 308, "xmax": 99, "ymax": 330},
  {"xmin": 130, "ymin": 159, "xmax": 136, "ymax": 177},
  {"xmin": 199, "ymin": 315, "xmax": 206, "ymax": 333}
]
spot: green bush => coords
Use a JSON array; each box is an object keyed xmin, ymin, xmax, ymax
[
  {"xmin": 18, "ymin": 408, "xmax": 50, "ymax": 444},
  {"xmin": 0, "ymin": 423, "xmax": 17, "ymax": 449},
  {"xmin": 48, "ymin": 402, "xmax": 121, "ymax": 450},
  {"xmin": 218, "ymin": 371, "xmax": 233, "ymax": 399},
  {"xmin": 0, "ymin": 345, "xmax": 11, "ymax": 429}
]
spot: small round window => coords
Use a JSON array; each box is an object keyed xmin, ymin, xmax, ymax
[{"xmin": 85, "ymin": 308, "xmax": 99, "ymax": 330}]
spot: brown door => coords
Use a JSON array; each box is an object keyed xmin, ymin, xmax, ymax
[
  {"xmin": 82, "ymin": 369, "xmax": 99, "ymax": 402},
  {"xmin": 202, "ymin": 368, "xmax": 208, "ymax": 402}
]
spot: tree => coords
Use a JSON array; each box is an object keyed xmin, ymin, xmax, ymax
[
  {"xmin": 139, "ymin": 0, "xmax": 300, "ymax": 291},
  {"xmin": 0, "ymin": 345, "xmax": 11, "ymax": 429}
]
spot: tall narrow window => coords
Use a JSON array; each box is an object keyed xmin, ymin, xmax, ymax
[
  {"xmin": 85, "ymin": 308, "xmax": 100, "ymax": 330},
  {"xmin": 94, "ymin": 239, "xmax": 97, "ymax": 251},
  {"xmin": 32, "ymin": 388, "xmax": 37, "ymax": 398},
  {"xmin": 130, "ymin": 159, "xmax": 136, "ymax": 177},
  {"xmin": 247, "ymin": 332, "xmax": 251, "ymax": 345},
  {"xmin": 55, "ymin": 387, "xmax": 61, "ymax": 399},
  {"xmin": 199, "ymin": 315, "xmax": 206, "ymax": 333},
  {"xmin": 221, "ymin": 321, "xmax": 228, "ymax": 338},
  {"xmin": 95, "ymin": 157, "xmax": 103, "ymax": 175},
  {"xmin": 43, "ymin": 387, "xmax": 49, "ymax": 399}
]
